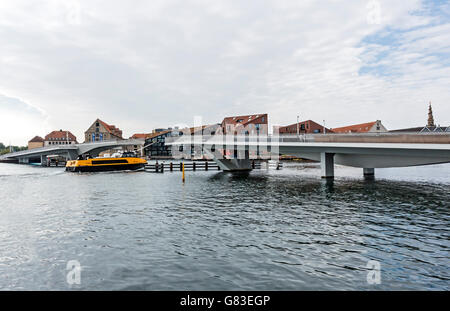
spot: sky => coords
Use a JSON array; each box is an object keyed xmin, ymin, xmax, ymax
[{"xmin": 0, "ymin": 0, "xmax": 449, "ymax": 145}]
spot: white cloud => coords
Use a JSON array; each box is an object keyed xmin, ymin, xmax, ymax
[
  {"xmin": 0, "ymin": 94, "xmax": 50, "ymax": 145},
  {"xmin": 0, "ymin": 0, "xmax": 449, "ymax": 145}
]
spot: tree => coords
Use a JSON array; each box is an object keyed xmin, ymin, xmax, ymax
[{"xmin": 0, "ymin": 144, "xmax": 27, "ymax": 155}]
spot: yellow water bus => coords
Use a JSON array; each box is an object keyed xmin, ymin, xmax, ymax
[{"xmin": 66, "ymin": 152, "xmax": 147, "ymax": 172}]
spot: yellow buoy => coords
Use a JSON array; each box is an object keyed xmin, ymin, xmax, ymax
[{"xmin": 182, "ymin": 162, "xmax": 185, "ymax": 183}]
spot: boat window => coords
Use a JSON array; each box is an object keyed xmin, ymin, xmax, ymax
[{"xmin": 92, "ymin": 159, "xmax": 128, "ymax": 164}]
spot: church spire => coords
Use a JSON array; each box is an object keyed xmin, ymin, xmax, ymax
[{"xmin": 427, "ymin": 101, "xmax": 435, "ymax": 127}]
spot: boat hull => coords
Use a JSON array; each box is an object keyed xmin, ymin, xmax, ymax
[
  {"xmin": 66, "ymin": 163, "xmax": 145, "ymax": 172},
  {"xmin": 66, "ymin": 156, "xmax": 147, "ymax": 173}
]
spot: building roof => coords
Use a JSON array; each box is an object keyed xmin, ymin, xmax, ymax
[
  {"xmin": 130, "ymin": 133, "xmax": 151, "ymax": 139},
  {"xmin": 222, "ymin": 114, "xmax": 268, "ymax": 126},
  {"xmin": 421, "ymin": 126, "xmax": 450, "ymax": 132},
  {"xmin": 91, "ymin": 118, "xmax": 123, "ymax": 138},
  {"xmin": 29, "ymin": 136, "xmax": 44, "ymax": 143},
  {"xmin": 187, "ymin": 124, "xmax": 220, "ymax": 135},
  {"xmin": 278, "ymin": 120, "xmax": 330, "ymax": 132},
  {"xmin": 146, "ymin": 130, "xmax": 172, "ymax": 139},
  {"xmin": 45, "ymin": 130, "xmax": 77, "ymax": 141},
  {"xmin": 331, "ymin": 121, "xmax": 378, "ymax": 133},
  {"xmin": 390, "ymin": 126, "xmax": 450, "ymax": 133},
  {"xmin": 389, "ymin": 127, "xmax": 424, "ymax": 133}
]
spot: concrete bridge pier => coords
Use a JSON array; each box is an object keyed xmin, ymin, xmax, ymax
[
  {"xmin": 215, "ymin": 158, "xmax": 252, "ymax": 171},
  {"xmin": 41, "ymin": 155, "xmax": 47, "ymax": 166},
  {"xmin": 363, "ymin": 168, "xmax": 375, "ymax": 177},
  {"xmin": 321, "ymin": 152, "xmax": 335, "ymax": 179}
]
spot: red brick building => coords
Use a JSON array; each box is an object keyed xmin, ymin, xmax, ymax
[
  {"xmin": 277, "ymin": 120, "xmax": 329, "ymax": 135},
  {"xmin": 28, "ymin": 136, "xmax": 44, "ymax": 149},
  {"xmin": 84, "ymin": 118, "xmax": 123, "ymax": 142},
  {"xmin": 219, "ymin": 113, "xmax": 268, "ymax": 135},
  {"xmin": 330, "ymin": 120, "xmax": 387, "ymax": 134},
  {"xmin": 44, "ymin": 130, "xmax": 78, "ymax": 146}
]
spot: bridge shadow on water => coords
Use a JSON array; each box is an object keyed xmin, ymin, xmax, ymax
[{"xmin": 205, "ymin": 169, "xmax": 449, "ymax": 215}]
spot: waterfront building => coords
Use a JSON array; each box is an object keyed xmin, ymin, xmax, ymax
[
  {"xmin": 390, "ymin": 102, "xmax": 449, "ymax": 133},
  {"xmin": 44, "ymin": 130, "xmax": 78, "ymax": 146},
  {"xmin": 390, "ymin": 125, "xmax": 450, "ymax": 133},
  {"xmin": 186, "ymin": 124, "xmax": 221, "ymax": 159},
  {"xmin": 330, "ymin": 120, "xmax": 387, "ymax": 134},
  {"xmin": 277, "ymin": 120, "xmax": 330, "ymax": 135},
  {"xmin": 28, "ymin": 136, "xmax": 44, "ymax": 149},
  {"xmin": 84, "ymin": 118, "xmax": 123, "ymax": 142},
  {"xmin": 216, "ymin": 114, "xmax": 267, "ymax": 159},
  {"xmin": 143, "ymin": 130, "xmax": 174, "ymax": 158},
  {"xmin": 142, "ymin": 124, "xmax": 221, "ymax": 159},
  {"xmin": 218, "ymin": 114, "xmax": 268, "ymax": 135},
  {"xmin": 130, "ymin": 133, "xmax": 150, "ymax": 139},
  {"xmin": 421, "ymin": 126, "xmax": 450, "ymax": 132},
  {"xmin": 421, "ymin": 102, "xmax": 449, "ymax": 132}
]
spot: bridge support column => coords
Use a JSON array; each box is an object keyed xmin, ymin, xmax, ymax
[
  {"xmin": 41, "ymin": 155, "xmax": 47, "ymax": 166},
  {"xmin": 363, "ymin": 168, "xmax": 375, "ymax": 177},
  {"xmin": 215, "ymin": 159, "xmax": 252, "ymax": 171},
  {"xmin": 320, "ymin": 152, "xmax": 334, "ymax": 179}
]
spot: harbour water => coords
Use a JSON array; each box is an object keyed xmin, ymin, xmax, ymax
[{"xmin": 0, "ymin": 162, "xmax": 449, "ymax": 290}]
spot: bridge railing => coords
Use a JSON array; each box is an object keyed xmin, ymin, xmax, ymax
[
  {"xmin": 165, "ymin": 132, "xmax": 450, "ymax": 145},
  {"xmin": 0, "ymin": 139, "xmax": 146, "ymax": 159},
  {"xmin": 0, "ymin": 145, "xmax": 78, "ymax": 159}
]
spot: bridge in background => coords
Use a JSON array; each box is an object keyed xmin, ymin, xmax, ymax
[
  {"xmin": 166, "ymin": 133, "xmax": 450, "ymax": 178},
  {"xmin": 0, "ymin": 139, "xmax": 144, "ymax": 164}
]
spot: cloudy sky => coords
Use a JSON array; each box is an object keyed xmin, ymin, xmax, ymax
[{"xmin": 0, "ymin": 0, "xmax": 449, "ymax": 145}]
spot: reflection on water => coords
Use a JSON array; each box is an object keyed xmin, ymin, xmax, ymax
[{"xmin": 0, "ymin": 162, "xmax": 448, "ymax": 290}]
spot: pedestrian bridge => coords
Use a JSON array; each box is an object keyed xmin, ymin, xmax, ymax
[
  {"xmin": 166, "ymin": 133, "xmax": 450, "ymax": 178},
  {"xmin": 0, "ymin": 139, "xmax": 144, "ymax": 164}
]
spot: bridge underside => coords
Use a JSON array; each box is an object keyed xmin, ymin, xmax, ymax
[
  {"xmin": 281, "ymin": 150, "xmax": 450, "ymax": 179},
  {"xmin": 1, "ymin": 139, "xmax": 144, "ymax": 165},
  {"xmin": 198, "ymin": 143, "xmax": 450, "ymax": 178},
  {"xmin": 282, "ymin": 151, "xmax": 450, "ymax": 168}
]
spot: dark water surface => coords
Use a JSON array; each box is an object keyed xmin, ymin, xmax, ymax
[{"xmin": 0, "ymin": 162, "xmax": 449, "ymax": 290}]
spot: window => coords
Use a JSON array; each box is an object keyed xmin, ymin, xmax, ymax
[
  {"xmin": 96, "ymin": 122, "xmax": 99, "ymax": 127},
  {"xmin": 261, "ymin": 117, "xmax": 265, "ymax": 122},
  {"xmin": 92, "ymin": 159, "xmax": 128, "ymax": 164}
]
